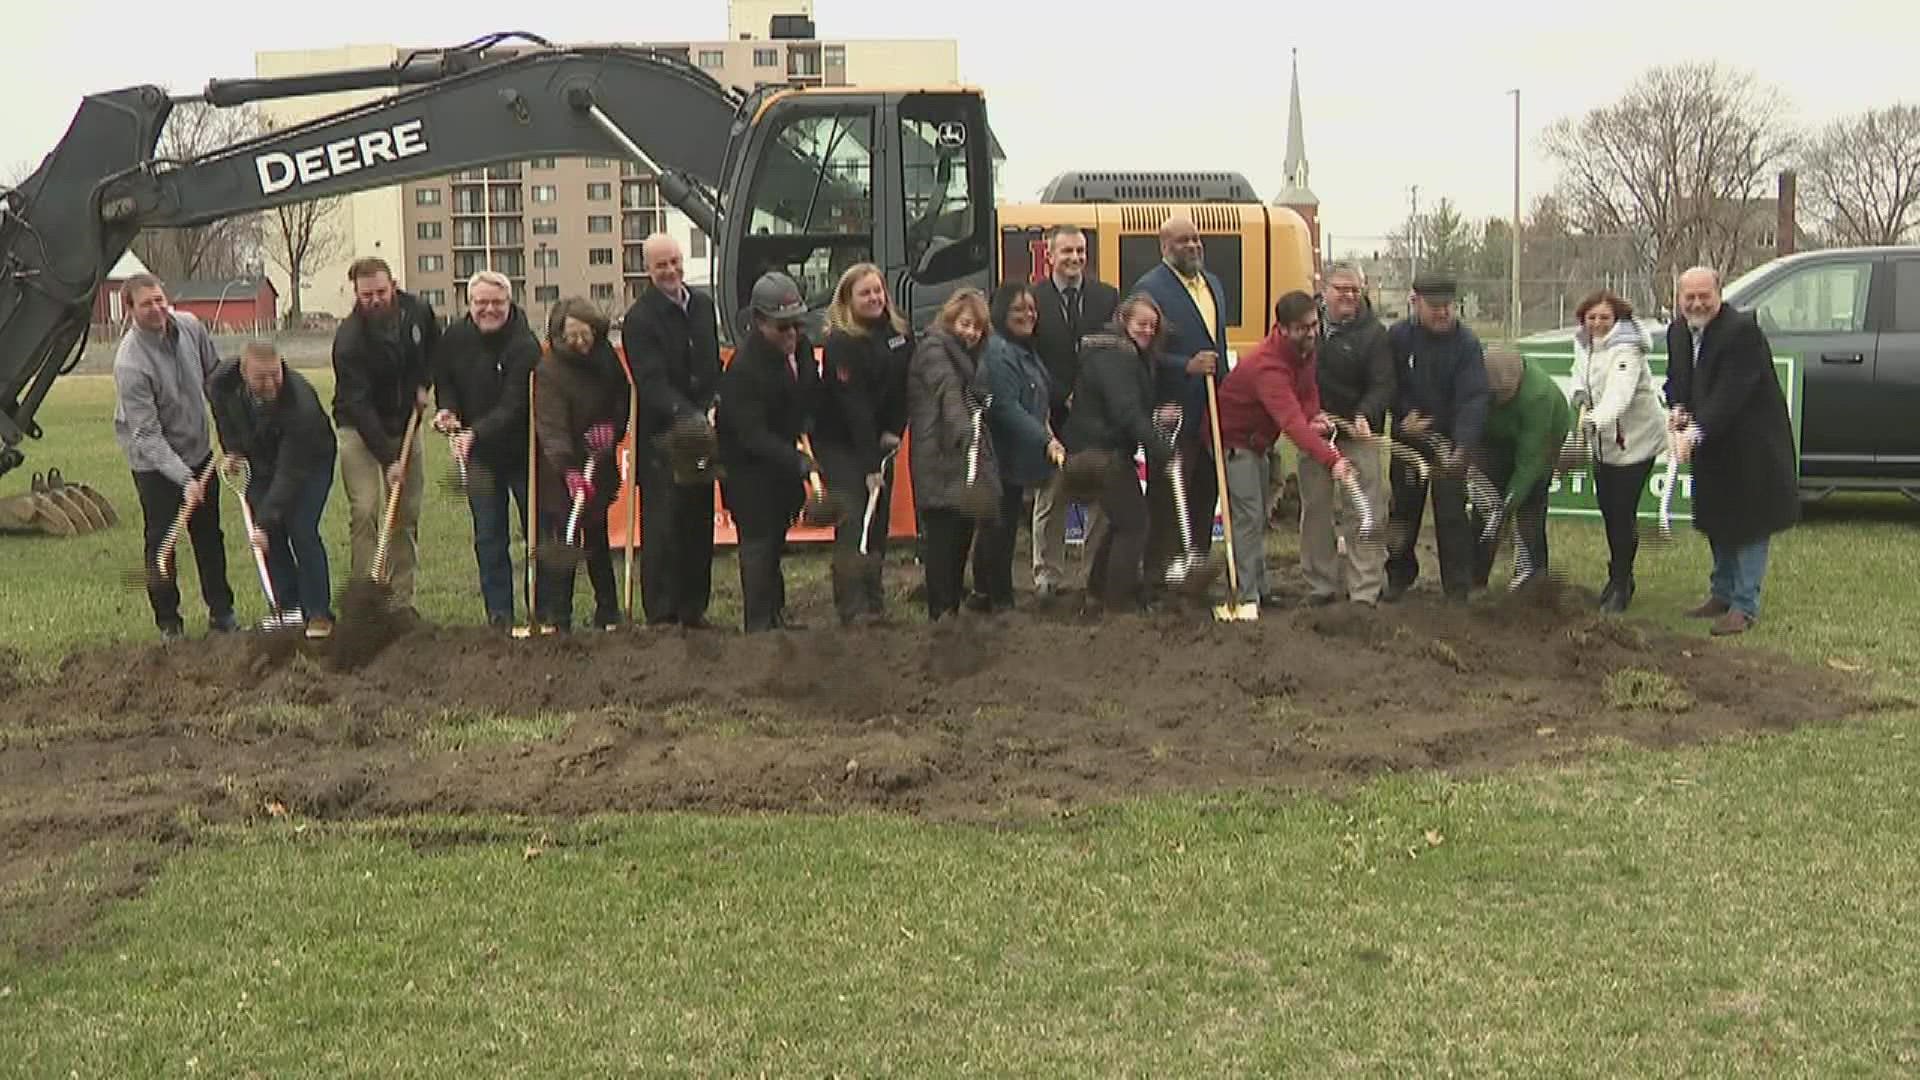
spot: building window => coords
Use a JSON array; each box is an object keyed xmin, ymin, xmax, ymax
[
  {"xmin": 534, "ymin": 247, "xmax": 560, "ymax": 270},
  {"xmin": 591, "ymin": 283, "xmax": 616, "ymax": 301},
  {"xmin": 531, "ymin": 217, "xmax": 559, "ymax": 235},
  {"xmin": 414, "ymin": 188, "xmax": 441, "ymax": 206},
  {"xmin": 825, "ymin": 45, "xmax": 845, "ymax": 63},
  {"xmin": 586, "ymin": 182, "xmax": 612, "ymax": 201},
  {"xmin": 530, "ymin": 157, "xmax": 555, "ymax": 170},
  {"xmin": 589, "ymin": 248, "xmax": 615, "ymax": 266},
  {"xmin": 788, "ymin": 49, "xmax": 820, "ymax": 77},
  {"xmin": 586, "ymin": 157, "xmax": 614, "ymax": 168},
  {"xmin": 689, "ymin": 227, "xmax": 708, "ymax": 260},
  {"xmin": 532, "ymin": 185, "xmax": 558, "ymax": 204},
  {"xmin": 533, "ymin": 285, "xmax": 560, "ymax": 303},
  {"xmin": 420, "ymin": 289, "xmax": 447, "ymax": 309},
  {"xmin": 753, "ymin": 48, "xmax": 778, "ymax": 67},
  {"xmin": 416, "ymin": 221, "xmax": 443, "ymax": 240},
  {"xmin": 587, "ymin": 214, "xmax": 614, "ymax": 234},
  {"xmin": 698, "ymin": 49, "xmax": 725, "ymax": 69},
  {"xmin": 418, "ymin": 254, "xmax": 445, "ymax": 273}
]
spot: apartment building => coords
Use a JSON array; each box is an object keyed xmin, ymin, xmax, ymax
[{"xmin": 258, "ymin": 2, "xmax": 958, "ymax": 325}]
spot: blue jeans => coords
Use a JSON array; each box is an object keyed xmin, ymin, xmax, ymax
[
  {"xmin": 254, "ymin": 465, "xmax": 333, "ymax": 622},
  {"xmin": 1708, "ymin": 536, "xmax": 1770, "ymax": 617},
  {"xmin": 467, "ymin": 463, "xmax": 529, "ymax": 622}
]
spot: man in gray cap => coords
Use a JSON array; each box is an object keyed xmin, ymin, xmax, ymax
[
  {"xmin": 714, "ymin": 272, "xmax": 820, "ymax": 632},
  {"xmin": 1383, "ymin": 275, "xmax": 1490, "ymax": 602}
]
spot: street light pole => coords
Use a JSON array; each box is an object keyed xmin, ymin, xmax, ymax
[
  {"xmin": 1508, "ymin": 88, "xmax": 1522, "ymax": 340},
  {"xmin": 1408, "ymin": 184, "xmax": 1421, "ymax": 285},
  {"xmin": 538, "ymin": 241, "xmax": 550, "ymax": 326}
]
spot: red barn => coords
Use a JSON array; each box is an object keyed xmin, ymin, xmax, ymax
[
  {"xmin": 93, "ymin": 250, "xmax": 155, "ymax": 327},
  {"xmin": 167, "ymin": 277, "xmax": 279, "ymax": 334}
]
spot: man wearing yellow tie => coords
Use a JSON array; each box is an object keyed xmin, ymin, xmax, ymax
[{"xmin": 1131, "ymin": 216, "xmax": 1230, "ymax": 594}]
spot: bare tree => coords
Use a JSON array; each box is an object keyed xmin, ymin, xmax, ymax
[
  {"xmin": 4, "ymin": 158, "xmax": 39, "ymax": 189},
  {"xmin": 130, "ymin": 101, "xmax": 267, "ymax": 282},
  {"xmin": 1800, "ymin": 105, "xmax": 1920, "ymax": 247},
  {"xmin": 1543, "ymin": 63, "xmax": 1797, "ymax": 285},
  {"xmin": 265, "ymin": 197, "xmax": 347, "ymax": 328}
]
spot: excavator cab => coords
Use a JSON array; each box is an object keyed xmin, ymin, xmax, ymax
[
  {"xmin": 721, "ymin": 88, "xmax": 994, "ymax": 337},
  {"xmin": 0, "ymin": 37, "xmax": 997, "ymax": 482}
]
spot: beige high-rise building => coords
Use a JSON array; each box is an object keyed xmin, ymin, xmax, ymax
[{"xmin": 255, "ymin": 2, "xmax": 958, "ymax": 327}]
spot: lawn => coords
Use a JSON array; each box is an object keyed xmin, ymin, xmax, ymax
[{"xmin": 2, "ymin": 373, "xmax": 1917, "ymax": 1075}]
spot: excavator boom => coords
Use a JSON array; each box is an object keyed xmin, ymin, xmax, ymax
[{"xmin": 0, "ymin": 36, "xmax": 997, "ymax": 480}]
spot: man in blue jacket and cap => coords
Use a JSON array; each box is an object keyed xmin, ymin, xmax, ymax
[{"xmin": 1383, "ymin": 275, "xmax": 1490, "ymax": 603}]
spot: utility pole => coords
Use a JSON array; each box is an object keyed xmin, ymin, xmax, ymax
[
  {"xmin": 1408, "ymin": 185, "xmax": 1421, "ymax": 285},
  {"xmin": 1508, "ymin": 88, "xmax": 1522, "ymax": 341}
]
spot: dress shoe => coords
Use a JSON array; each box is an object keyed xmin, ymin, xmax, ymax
[
  {"xmin": 1686, "ymin": 597, "xmax": 1731, "ymax": 619},
  {"xmin": 1710, "ymin": 610, "xmax": 1753, "ymax": 636},
  {"xmin": 209, "ymin": 611, "xmax": 240, "ymax": 633},
  {"xmin": 304, "ymin": 616, "xmax": 335, "ymax": 640},
  {"xmin": 1599, "ymin": 580, "xmax": 1633, "ymax": 614}
]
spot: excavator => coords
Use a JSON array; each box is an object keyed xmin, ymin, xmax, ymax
[{"xmin": 0, "ymin": 32, "xmax": 997, "ymax": 500}]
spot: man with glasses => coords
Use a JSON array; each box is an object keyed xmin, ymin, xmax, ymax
[
  {"xmin": 1212, "ymin": 291, "xmax": 1352, "ymax": 619},
  {"xmin": 715, "ymin": 272, "xmax": 820, "ymax": 632},
  {"xmin": 1300, "ymin": 263, "xmax": 1395, "ymax": 606},
  {"xmin": 432, "ymin": 269, "xmax": 538, "ymax": 629},
  {"xmin": 1383, "ymin": 275, "xmax": 1490, "ymax": 603}
]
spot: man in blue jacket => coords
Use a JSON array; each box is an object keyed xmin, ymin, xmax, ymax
[
  {"xmin": 1383, "ymin": 276, "xmax": 1490, "ymax": 603},
  {"xmin": 1131, "ymin": 216, "xmax": 1229, "ymax": 587}
]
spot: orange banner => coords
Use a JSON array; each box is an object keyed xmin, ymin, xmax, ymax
[{"xmin": 603, "ymin": 345, "xmax": 920, "ymax": 548}]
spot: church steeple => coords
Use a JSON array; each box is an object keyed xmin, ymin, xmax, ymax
[
  {"xmin": 1275, "ymin": 49, "xmax": 1317, "ymax": 208},
  {"xmin": 1273, "ymin": 48, "xmax": 1322, "ymax": 272}
]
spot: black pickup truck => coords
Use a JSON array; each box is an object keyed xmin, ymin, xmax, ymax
[{"xmin": 1714, "ymin": 247, "xmax": 1920, "ymax": 499}]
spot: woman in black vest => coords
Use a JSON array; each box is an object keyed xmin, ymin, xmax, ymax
[{"xmin": 817, "ymin": 262, "xmax": 913, "ymax": 624}]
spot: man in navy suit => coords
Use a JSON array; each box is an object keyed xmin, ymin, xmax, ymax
[{"xmin": 1131, "ymin": 216, "xmax": 1230, "ymax": 587}]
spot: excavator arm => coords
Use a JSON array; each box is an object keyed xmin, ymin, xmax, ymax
[{"xmin": 0, "ymin": 35, "xmax": 997, "ymax": 481}]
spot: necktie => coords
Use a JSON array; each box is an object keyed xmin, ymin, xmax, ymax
[{"xmin": 1064, "ymin": 286, "xmax": 1081, "ymax": 329}]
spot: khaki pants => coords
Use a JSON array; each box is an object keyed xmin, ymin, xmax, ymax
[
  {"xmin": 1298, "ymin": 438, "xmax": 1387, "ymax": 603},
  {"xmin": 338, "ymin": 426, "xmax": 425, "ymax": 605},
  {"xmin": 1031, "ymin": 470, "xmax": 1104, "ymax": 590}
]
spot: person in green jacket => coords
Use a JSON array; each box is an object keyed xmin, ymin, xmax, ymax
[{"xmin": 1474, "ymin": 346, "xmax": 1571, "ymax": 591}]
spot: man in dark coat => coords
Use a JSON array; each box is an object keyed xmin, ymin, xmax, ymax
[
  {"xmin": 1383, "ymin": 275, "xmax": 1490, "ymax": 603},
  {"xmin": 1665, "ymin": 265, "xmax": 1798, "ymax": 636},
  {"xmin": 621, "ymin": 233, "xmax": 723, "ymax": 629},
  {"xmin": 1303, "ymin": 263, "xmax": 1396, "ymax": 606},
  {"xmin": 1131, "ymin": 216, "xmax": 1230, "ymax": 585},
  {"xmin": 210, "ymin": 342, "xmax": 337, "ymax": 637},
  {"xmin": 715, "ymin": 272, "xmax": 819, "ymax": 633},
  {"xmin": 1029, "ymin": 225, "xmax": 1121, "ymax": 595},
  {"xmin": 332, "ymin": 256, "xmax": 439, "ymax": 613},
  {"xmin": 432, "ymin": 270, "xmax": 537, "ymax": 628}
]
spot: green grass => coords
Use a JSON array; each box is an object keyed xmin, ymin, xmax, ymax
[{"xmin": 3, "ymin": 374, "xmax": 1920, "ymax": 1075}]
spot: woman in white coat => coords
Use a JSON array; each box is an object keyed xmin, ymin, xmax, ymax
[{"xmin": 1570, "ymin": 290, "xmax": 1668, "ymax": 613}]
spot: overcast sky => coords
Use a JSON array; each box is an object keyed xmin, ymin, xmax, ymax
[{"xmin": 3, "ymin": 0, "xmax": 1911, "ymax": 242}]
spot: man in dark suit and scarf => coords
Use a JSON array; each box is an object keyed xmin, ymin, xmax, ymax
[{"xmin": 1665, "ymin": 266, "xmax": 1798, "ymax": 636}]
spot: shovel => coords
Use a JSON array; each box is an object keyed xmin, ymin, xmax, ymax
[
  {"xmin": 217, "ymin": 457, "xmax": 291, "ymax": 628},
  {"xmin": 1202, "ymin": 373, "xmax": 1255, "ymax": 623},
  {"xmin": 121, "ymin": 459, "xmax": 218, "ymax": 591},
  {"xmin": 538, "ymin": 455, "xmax": 604, "ymax": 571},
  {"xmin": 334, "ymin": 406, "xmax": 424, "ymax": 668},
  {"xmin": 1157, "ymin": 414, "xmax": 1223, "ymax": 601},
  {"xmin": 830, "ymin": 445, "xmax": 899, "ymax": 609},
  {"xmin": 799, "ymin": 434, "xmax": 837, "ymax": 526},
  {"xmin": 956, "ymin": 398, "xmax": 1000, "ymax": 522}
]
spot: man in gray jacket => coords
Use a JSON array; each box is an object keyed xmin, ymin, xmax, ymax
[{"xmin": 112, "ymin": 274, "xmax": 235, "ymax": 638}]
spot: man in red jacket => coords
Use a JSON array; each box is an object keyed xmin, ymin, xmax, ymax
[{"xmin": 1212, "ymin": 291, "xmax": 1353, "ymax": 617}]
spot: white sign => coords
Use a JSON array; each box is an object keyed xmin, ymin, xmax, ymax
[{"xmin": 254, "ymin": 119, "xmax": 429, "ymax": 196}]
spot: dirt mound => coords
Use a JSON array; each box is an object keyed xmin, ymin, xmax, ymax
[{"xmin": 0, "ymin": 594, "xmax": 1869, "ymax": 960}]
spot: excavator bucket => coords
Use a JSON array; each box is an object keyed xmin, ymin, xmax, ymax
[
  {"xmin": 47, "ymin": 469, "xmax": 114, "ymax": 530},
  {"xmin": 0, "ymin": 470, "xmax": 118, "ymax": 536}
]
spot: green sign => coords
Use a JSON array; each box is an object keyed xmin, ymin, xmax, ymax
[{"xmin": 1516, "ymin": 341, "xmax": 1802, "ymax": 522}]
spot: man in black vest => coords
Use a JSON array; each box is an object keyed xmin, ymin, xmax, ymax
[
  {"xmin": 1029, "ymin": 224, "xmax": 1121, "ymax": 596},
  {"xmin": 620, "ymin": 232, "xmax": 722, "ymax": 629}
]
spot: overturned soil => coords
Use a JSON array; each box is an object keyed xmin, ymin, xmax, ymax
[{"xmin": 0, "ymin": 572, "xmax": 1873, "ymax": 961}]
